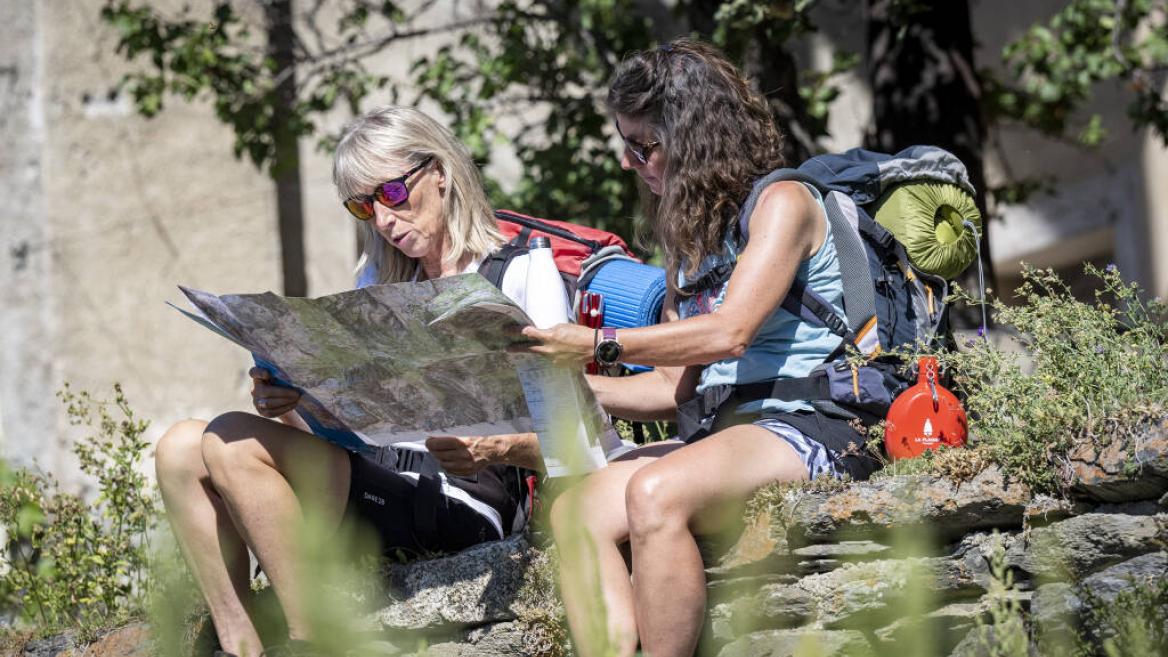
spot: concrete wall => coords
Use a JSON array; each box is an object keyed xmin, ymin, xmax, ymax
[
  {"xmin": 0, "ymin": 0, "xmax": 351, "ymax": 486},
  {"xmin": 1, "ymin": 0, "xmax": 56, "ymax": 474}
]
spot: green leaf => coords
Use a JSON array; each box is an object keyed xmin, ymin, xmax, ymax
[{"xmin": 16, "ymin": 502, "xmax": 46, "ymax": 536}]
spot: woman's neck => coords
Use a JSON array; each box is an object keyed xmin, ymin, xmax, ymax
[{"xmin": 417, "ymin": 251, "xmax": 471, "ymax": 280}]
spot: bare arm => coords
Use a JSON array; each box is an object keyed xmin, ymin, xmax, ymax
[
  {"xmin": 522, "ymin": 182, "xmax": 826, "ymax": 367},
  {"xmin": 586, "ymin": 365, "xmax": 700, "ymax": 422},
  {"xmin": 426, "ymin": 432, "xmax": 545, "ymax": 474}
]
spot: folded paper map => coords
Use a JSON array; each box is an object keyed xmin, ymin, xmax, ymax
[{"xmin": 172, "ymin": 274, "xmax": 611, "ymax": 476}]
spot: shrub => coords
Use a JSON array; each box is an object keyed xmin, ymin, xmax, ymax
[
  {"xmin": 0, "ymin": 384, "xmax": 158, "ymax": 632},
  {"xmin": 938, "ymin": 264, "xmax": 1168, "ymax": 493}
]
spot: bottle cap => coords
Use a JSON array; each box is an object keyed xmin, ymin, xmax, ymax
[{"xmin": 529, "ymin": 236, "xmax": 551, "ymax": 249}]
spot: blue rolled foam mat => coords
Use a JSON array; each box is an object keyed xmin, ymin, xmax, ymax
[{"xmin": 582, "ymin": 259, "xmax": 667, "ymax": 329}]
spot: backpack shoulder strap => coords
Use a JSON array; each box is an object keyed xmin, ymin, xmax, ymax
[
  {"xmin": 495, "ymin": 209, "xmax": 603, "ymax": 251},
  {"xmin": 478, "ymin": 241, "xmax": 529, "ymax": 290},
  {"xmin": 822, "ymin": 191, "xmax": 878, "ymax": 338}
]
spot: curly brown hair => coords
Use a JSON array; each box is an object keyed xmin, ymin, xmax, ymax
[{"xmin": 607, "ymin": 38, "xmax": 785, "ymax": 294}]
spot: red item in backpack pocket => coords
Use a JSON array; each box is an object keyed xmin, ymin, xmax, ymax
[
  {"xmin": 496, "ymin": 209, "xmax": 636, "ymax": 277},
  {"xmin": 883, "ymin": 356, "xmax": 967, "ymax": 460}
]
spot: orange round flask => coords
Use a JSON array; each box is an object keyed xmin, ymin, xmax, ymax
[{"xmin": 883, "ymin": 356, "xmax": 968, "ymax": 460}]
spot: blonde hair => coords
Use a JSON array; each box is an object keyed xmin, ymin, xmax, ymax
[{"xmin": 333, "ymin": 106, "xmax": 502, "ymax": 284}]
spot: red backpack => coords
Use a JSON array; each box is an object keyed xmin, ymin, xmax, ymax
[{"xmin": 480, "ymin": 210, "xmax": 640, "ymax": 298}]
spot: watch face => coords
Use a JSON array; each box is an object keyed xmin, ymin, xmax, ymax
[{"xmin": 596, "ymin": 340, "xmax": 623, "ymax": 365}]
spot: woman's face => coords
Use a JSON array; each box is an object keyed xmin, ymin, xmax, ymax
[
  {"xmin": 368, "ymin": 158, "xmax": 448, "ymax": 261},
  {"xmin": 615, "ymin": 113, "xmax": 666, "ymax": 196}
]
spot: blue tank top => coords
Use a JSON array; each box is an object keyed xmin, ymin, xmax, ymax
[{"xmin": 677, "ymin": 183, "xmax": 845, "ymax": 415}]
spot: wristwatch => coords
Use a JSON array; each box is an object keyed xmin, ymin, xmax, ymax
[{"xmin": 594, "ymin": 327, "xmax": 624, "ymax": 367}]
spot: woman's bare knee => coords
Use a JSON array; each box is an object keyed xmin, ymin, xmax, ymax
[
  {"xmin": 549, "ymin": 489, "xmax": 576, "ymax": 539},
  {"xmin": 203, "ymin": 411, "xmax": 268, "ymax": 447},
  {"xmin": 201, "ymin": 411, "xmax": 276, "ymax": 486},
  {"xmin": 550, "ymin": 486, "xmax": 611, "ymax": 542},
  {"xmin": 155, "ymin": 419, "xmax": 210, "ymax": 491},
  {"xmin": 624, "ymin": 467, "xmax": 687, "ymax": 540},
  {"xmin": 553, "ymin": 463, "xmax": 644, "ymax": 545},
  {"xmin": 202, "ymin": 411, "xmax": 344, "ymax": 497}
]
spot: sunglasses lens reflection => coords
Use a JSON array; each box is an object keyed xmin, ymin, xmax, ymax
[
  {"xmin": 375, "ymin": 181, "xmax": 409, "ymax": 208},
  {"xmin": 344, "ymin": 198, "xmax": 375, "ymax": 220}
]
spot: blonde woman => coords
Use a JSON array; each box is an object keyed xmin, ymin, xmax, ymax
[{"xmin": 155, "ymin": 106, "xmax": 572, "ymax": 657}]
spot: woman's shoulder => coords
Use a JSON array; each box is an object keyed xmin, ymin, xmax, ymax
[
  {"xmin": 755, "ymin": 179, "xmax": 818, "ymax": 214},
  {"xmin": 747, "ymin": 180, "xmax": 820, "ymax": 232}
]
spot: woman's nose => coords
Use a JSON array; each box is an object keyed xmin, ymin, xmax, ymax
[
  {"xmin": 373, "ymin": 204, "xmax": 395, "ymax": 230},
  {"xmin": 620, "ymin": 150, "xmax": 637, "ymax": 171}
]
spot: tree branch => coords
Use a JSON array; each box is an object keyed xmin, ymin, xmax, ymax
[{"xmin": 264, "ymin": 17, "xmax": 491, "ymax": 95}]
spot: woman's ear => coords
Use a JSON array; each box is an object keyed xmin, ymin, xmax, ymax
[{"xmin": 436, "ymin": 163, "xmax": 447, "ymax": 194}]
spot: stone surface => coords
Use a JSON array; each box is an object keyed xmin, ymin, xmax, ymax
[
  {"xmin": 708, "ymin": 573, "xmax": 799, "ymax": 600},
  {"xmin": 1030, "ymin": 583, "xmax": 1082, "ymax": 631},
  {"xmin": 1006, "ymin": 512, "xmax": 1167, "ymax": 578},
  {"xmin": 1068, "ymin": 419, "xmax": 1168, "ymax": 502},
  {"xmin": 712, "ymin": 525, "xmax": 894, "ymax": 581},
  {"xmin": 875, "ymin": 601, "xmax": 989, "ymax": 655},
  {"xmin": 791, "ymin": 541, "xmax": 892, "ymax": 559},
  {"xmin": 1023, "ymin": 495, "xmax": 1090, "ymax": 526},
  {"xmin": 710, "ymin": 583, "xmax": 817, "ymax": 640},
  {"xmin": 949, "ymin": 532, "xmax": 1017, "ymax": 591},
  {"xmin": 375, "ymin": 534, "xmax": 543, "ymax": 630},
  {"xmin": 19, "ymin": 633, "xmax": 76, "ymax": 657},
  {"xmin": 714, "ymin": 513, "xmax": 786, "ymax": 575},
  {"xmin": 717, "ymin": 628, "xmax": 875, "ymax": 657},
  {"xmin": 20, "ymin": 427, "xmax": 1168, "ymax": 657},
  {"xmin": 709, "ymin": 556, "xmax": 985, "ymax": 640},
  {"xmin": 61, "ymin": 624, "xmax": 151, "ymax": 657},
  {"xmin": 785, "ymin": 467, "xmax": 1032, "ymax": 545},
  {"xmin": 947, "ymin": 626, "xmax": 995, "ymax": 657},
  {"xmin": 1077, "ymin": 551, "xmax": 1168, "ymax": 604},
  {"xmin": 404, "ymin": 621, "xmax": 535, "ymax": 657}
]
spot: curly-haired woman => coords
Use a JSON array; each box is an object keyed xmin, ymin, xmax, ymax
[{"xmin": 524, "ymin": 39, "xmax": 879, "ymax": 657}]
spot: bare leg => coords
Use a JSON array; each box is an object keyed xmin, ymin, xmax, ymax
[
  {"xmin": 156, "ymin": 419, "xmax": 263, "ymax": 657},
  {"xmin": 201, "ymin": 412, "xmax": 352, "ymax": 643},
  {"xmin": 550, "ymin": 442, "xmax": 683, "ymax": 657},
  {"xmin": 624, "ymin": 426, "xmax": 809, "ymax": 657}
]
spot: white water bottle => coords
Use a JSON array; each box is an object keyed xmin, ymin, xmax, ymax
[
  {"xmin": 523, "ymin": 236, "xmax": 571, "ymax": 329},
  {"xmin": 515, "ymin": 236, "xmax": 607, "ymax": 476}
]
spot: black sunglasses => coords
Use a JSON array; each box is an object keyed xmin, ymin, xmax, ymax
[
  {"xmin": 614, "ymin": 121, "xmax": 660, "ymax": 165},
  {"xmin": 342, "ymin": 157, "xmax": 433, "ymax": 221}
]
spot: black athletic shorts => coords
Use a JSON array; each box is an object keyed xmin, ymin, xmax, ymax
[{"xmin": 343, "ymin": 451, "xmax": 500, "ymax": 559}]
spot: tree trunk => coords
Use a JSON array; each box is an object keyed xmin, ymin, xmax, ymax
[
  {"xmin": 865, "ymin": 0, "xmax": 994, "ymax": 326},
  {"xmin": 264, "ymin": 0, "xmax": 307, "ymax": 297}
]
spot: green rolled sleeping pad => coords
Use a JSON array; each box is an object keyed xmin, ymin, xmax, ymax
[{"xmin": 870, "ymin": 182, "xmax": 982, "ymax": 281}]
